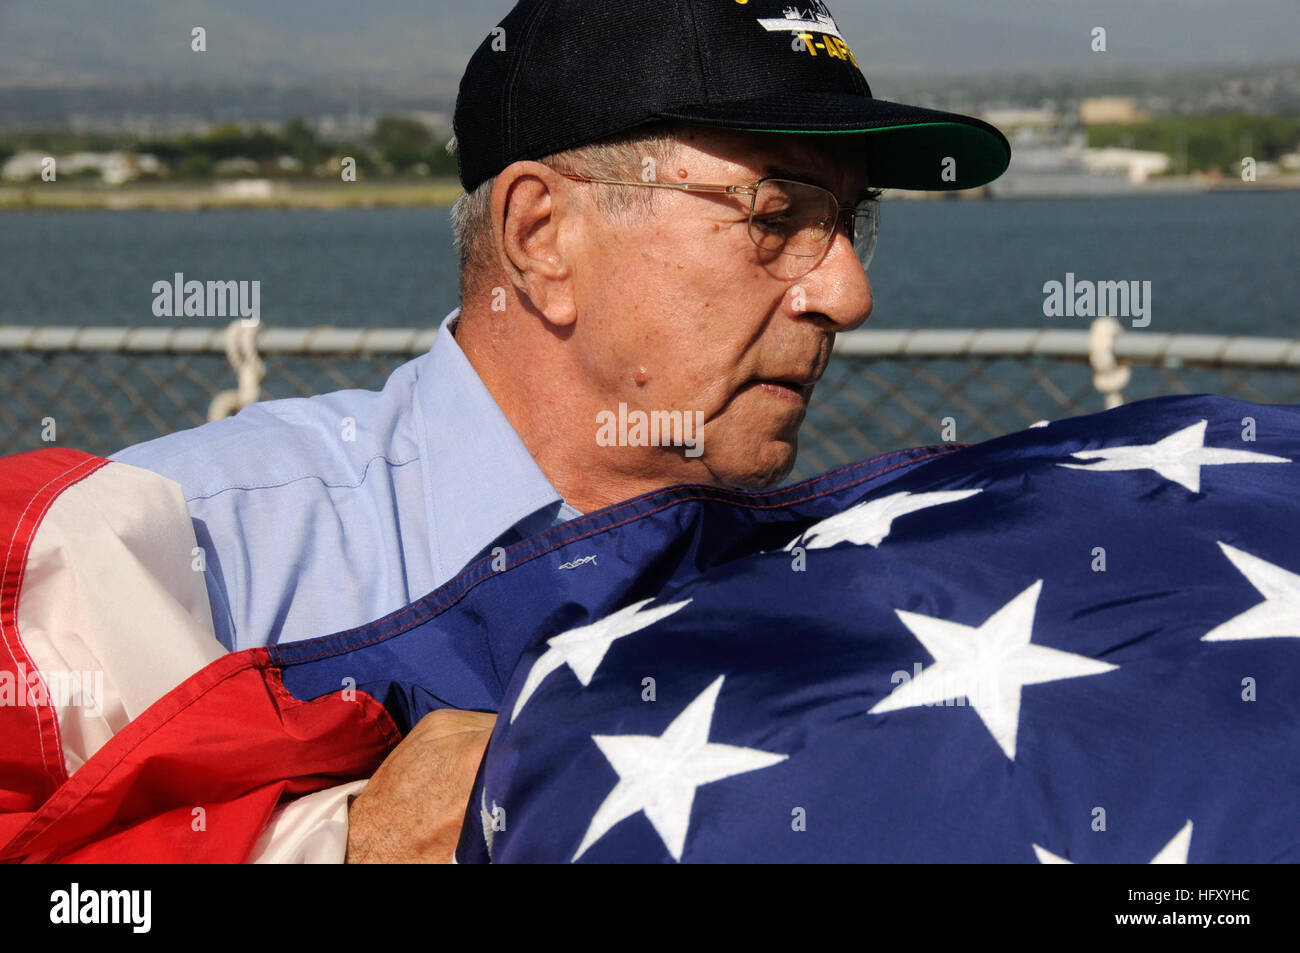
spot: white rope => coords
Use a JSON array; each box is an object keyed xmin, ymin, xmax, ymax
[
  {"xmin": 1089, "ymin": 316, "xmax": 1131, "ymax": 409},
  {"xmin": 207, "ymin": 320, "xmax": 265, "ymax": 421}
]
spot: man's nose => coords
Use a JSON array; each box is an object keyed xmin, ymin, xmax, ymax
[{"xmin": 796, "ymin": 230, "xmax": 872, "ymax": 332}]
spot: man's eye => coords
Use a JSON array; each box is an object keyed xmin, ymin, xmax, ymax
[{"xmin": 752, "ymin": 212, "xmax": 796, "ymax": 235}]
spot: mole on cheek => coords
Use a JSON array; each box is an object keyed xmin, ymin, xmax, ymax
[{"xmin": 634, "ymin": 367, "xmax": 649, "ymax": 387}]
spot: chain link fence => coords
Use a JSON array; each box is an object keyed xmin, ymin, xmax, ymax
[{"xmin": 2, "ymin": 321, "xmax": 1299, "ymax": 482}]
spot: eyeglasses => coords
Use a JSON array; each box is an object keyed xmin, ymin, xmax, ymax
[{"xmin": 555, "ymin": 171, "xmax": 880, "ymax": 278}]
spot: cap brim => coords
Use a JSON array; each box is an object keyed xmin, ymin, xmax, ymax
[{"xmin": 657, "ymin": 92, "xmax": 1010, "ymax": 191}]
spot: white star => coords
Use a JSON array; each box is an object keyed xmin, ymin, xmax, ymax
[
  {"xmin": 479, "ymin": 787, "xmax": 499, "ymax": 861},
  {"xmin": 1059, "ymin": 419, "xmax": 1289, "ymax": 492},
  {"xmin": 1203, "ymin": 543, "xmax": 1300, "ymax": 642},
  {"xmin": 784, "ymin": 489, "xmax": 982, "ymax": 551},
  {"xmin": 870, "ymin": 580, "xmax": 1118, "ymax": 760},
  {"xmin": 511, "ymin": 597, "xmax": 691, "ymax": 723},
  {"xmin": 1034, "ymin": 819, "xmax": 1193, "ymax": 864},
  {"xmin": 573, "ymin": 676, "xmax": 787, "ymax": 862}
]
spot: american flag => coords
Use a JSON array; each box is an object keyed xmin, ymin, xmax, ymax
[
  {"xmin": 3, "ymin": 394, "xmax": 1297, "ymax": 862},
  {"xmin": 455, "ymin": 394, "xmax": 1300, "ymax": 863}
]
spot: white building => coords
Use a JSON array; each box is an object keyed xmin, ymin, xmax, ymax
[
  {"xmin": 1, "ymin": 151, "xmax": 52, "ymax": 181},
  {"xmin": 1081, "ymin": 147, "xmax": 1172, "ymax": 184},
  {"xmin": 3, "ymin": 151, "xmax": 162, "ymax": 185}
]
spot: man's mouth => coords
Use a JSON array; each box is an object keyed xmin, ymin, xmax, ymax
[{"xmin": 749, "ymin": 377, "xmax": 814, "ymax": 403}]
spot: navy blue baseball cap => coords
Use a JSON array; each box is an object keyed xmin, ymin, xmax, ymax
[{"xmin": 453, "ymin": 0, "xmax": 1010, "ymax": 193}]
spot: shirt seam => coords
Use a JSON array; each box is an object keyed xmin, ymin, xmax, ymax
[{"xmin": 182, "ymin": 453, "xmax": 420, "ymax": 502}]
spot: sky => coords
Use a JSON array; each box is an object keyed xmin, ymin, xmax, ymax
[{"xmin": 1, "ymin": 0, "xmax": 1297, "ymax": 88}]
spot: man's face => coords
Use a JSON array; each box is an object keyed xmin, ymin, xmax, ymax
[{"xmin": 566, "ymin": 126, "xmax": 874, "ymax": 489}]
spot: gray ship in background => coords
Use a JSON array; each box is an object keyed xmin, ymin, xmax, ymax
[
  {"xmin": 885, "ymin": 98, "xmax": 1182, "ymax": 200},
  {"xmin": 992, "ymin": 128, "xmax": 1144, "ymax": 198},
  {"xmin": 984, "ymin": 100, "xmax": 1174, "ymax": 199}
]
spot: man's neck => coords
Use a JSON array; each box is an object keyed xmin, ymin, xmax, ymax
[{"xmin": 454, "ymin": 305, "xmax": 700, "ymax": 514}]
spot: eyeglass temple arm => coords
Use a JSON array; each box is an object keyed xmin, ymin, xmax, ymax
[{"xmin": 556, "ymin": 173, "xmax": 756, "ymax": 196}]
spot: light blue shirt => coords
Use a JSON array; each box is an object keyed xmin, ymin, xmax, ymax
[{"xmin": 111, "ymin": 309, "xmax": 581, "ymax": 652}]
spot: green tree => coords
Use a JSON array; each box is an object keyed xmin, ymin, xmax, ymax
[
  {"xmin": 1089, "ymin": 114, "xmax": 1300, "ymax": 174},
  {"xmin": 372, "ymin": 116, "xmax": 434, "ymax": 172},
  {"xmin": 280, "ymin": 117, "xmax": 323, "ymax": 167}
]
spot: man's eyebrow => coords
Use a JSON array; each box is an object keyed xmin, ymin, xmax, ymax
[
  {"xmin": 762, "ymin": 164, "xmax": 871, "ymax": 204},
  {"xmin": 762, "ymin": 165, "xmax": 830, "ymax": 190}
]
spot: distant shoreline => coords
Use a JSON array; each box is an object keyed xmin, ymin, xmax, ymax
[
  {"xmin": 0, "ymin": 179, "xmax": 464, "ymax": 211},
  {"xmin": 2, "ymin": 175, "xmax": 1298, "ymax": 212}
]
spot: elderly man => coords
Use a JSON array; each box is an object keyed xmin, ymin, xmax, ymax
[{"xmin": 112, "ymin": 0, "xmax": 1008, "ymax": 861}]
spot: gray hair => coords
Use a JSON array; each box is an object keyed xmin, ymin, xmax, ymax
[{"xmin": 451, "ymin": 121, "xmax": 686, "ymax": 298}]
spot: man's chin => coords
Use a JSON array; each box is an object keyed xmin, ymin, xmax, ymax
[{"xmin": 708, "ymin": 439, "xmax": 798, "ymax": 490}]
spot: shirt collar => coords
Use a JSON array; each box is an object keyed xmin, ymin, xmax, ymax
[{"xmin": 415, "ymin": 308, "xmax": 579, "ymax": 581}]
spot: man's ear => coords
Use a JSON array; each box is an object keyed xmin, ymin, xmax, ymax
[{"xmin": 492, "ymin": 162, "xmax": 577, "ymax": 327}]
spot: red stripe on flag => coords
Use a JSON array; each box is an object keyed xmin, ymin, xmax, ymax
[
  {"xmin": 0, "ymin": 449, "xmax": 109, "ymax": 826},
  {"xmin": 0, "ymin": 450, "xmax": 400, "ymax": 861},
  {"xmin": 2, "ymin": 649, "xmax": 401, "ymax": 862}
]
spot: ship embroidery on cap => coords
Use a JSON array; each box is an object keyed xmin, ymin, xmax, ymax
[{"xmin": 757, "ymin": 3, "xmax": 843, "ymax": 40}]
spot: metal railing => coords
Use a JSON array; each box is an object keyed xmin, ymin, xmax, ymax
[{"xmin": 2, "ymin": 318, "xmax": 1298, "ymax": 480}]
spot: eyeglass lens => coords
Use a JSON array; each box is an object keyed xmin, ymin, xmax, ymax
[{"xmin": 749, "ymin": 179, "xmax": 878, "ymax": 274}]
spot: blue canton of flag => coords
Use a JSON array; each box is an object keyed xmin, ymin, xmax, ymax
[{"xmin": 452, "ymin": 394, "xmax": 1300, "ymax": 863}]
